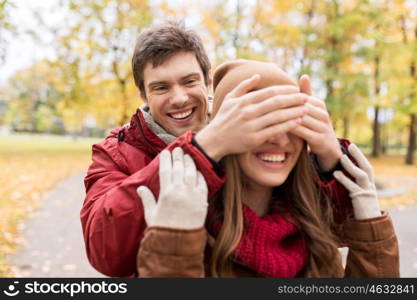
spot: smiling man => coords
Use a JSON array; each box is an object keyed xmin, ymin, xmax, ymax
[
  {"xmin": 142, "ymin": 51, "xmax": 208, "ymax": 136},
  {"xmin": 80, "ymin": 22, "xmax": 353, "ymax": 278}
]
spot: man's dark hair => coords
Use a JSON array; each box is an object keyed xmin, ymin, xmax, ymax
[{"xmin": 132, "ymin": 21, "xmax": 211, "ymax": 100}]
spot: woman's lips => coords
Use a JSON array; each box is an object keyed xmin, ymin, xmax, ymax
[{"xmin": 255, "ymin": 151, "xmax": 290, "ymax": 169}]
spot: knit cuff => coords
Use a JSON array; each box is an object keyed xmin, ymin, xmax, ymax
[
  {"xmin": 141, "ymin": 227, "xmax": 207, "ymax": 256},
  {"xmin": 343, "ymin": 211, "xmax": 395, "ymax": 242}
]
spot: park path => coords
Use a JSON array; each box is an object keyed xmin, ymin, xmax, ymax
[
  {"xmin": 9, "ymin": 173, "xmax": 103, "ymax": 277},
  {"xmin": 8, "ymin": 173, "xmax": 417, "ymax": 277},
  {"xmin": 390, "ymin": 206, "xmax": 417, "ymax": 277}
]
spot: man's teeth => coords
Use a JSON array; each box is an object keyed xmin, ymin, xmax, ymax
[
  {"xmin": 258, "ymin": 153, "xmax": 286, "ymax": 162},
  {"xmin": 170, "ymin": 109, "xmax": 193, "ymax": 119}
]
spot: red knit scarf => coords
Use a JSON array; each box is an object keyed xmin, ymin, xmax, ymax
[{"xmin": 208, "ymin": 204, "xmax": 309, "ymax": 277}]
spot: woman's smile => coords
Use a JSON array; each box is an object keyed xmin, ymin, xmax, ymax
[{"xmin": 254, "ymin": 150, "xmax": 290, "ymax": 169}]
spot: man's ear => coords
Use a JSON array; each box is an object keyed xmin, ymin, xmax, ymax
[{"xmin": 208, "ymin": 71, "xmax": 213, "ymax": 95}]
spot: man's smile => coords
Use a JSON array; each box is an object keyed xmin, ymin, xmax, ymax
[{"xmin": 167, "ymin": 107, "xmax": 196, "ymax": 122}]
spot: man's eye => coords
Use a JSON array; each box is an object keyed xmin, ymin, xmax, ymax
[
  {"xmin": 185, "ymin": 79, "xmax": 197, "ymax": 86},
  {"xmin": 154, "ymin": 86, "xmax": 167, "ymax": 92}
]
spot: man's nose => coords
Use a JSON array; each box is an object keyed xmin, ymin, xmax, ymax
[
  {"xmin": 170, "ymin": 86, "xmax": 189, "ymax": 106},
  {"xmin": 268, "ymin": 132, "xmax": 290, "ymax": 146}
]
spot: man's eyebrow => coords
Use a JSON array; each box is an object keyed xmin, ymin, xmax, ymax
[
  {"xmin": 181, "ymin": 73, "xmax": 202, "ymax": 80},
  {"xmin": 148, "ymin": 80, "xmax": 168, "ymax": 87}
]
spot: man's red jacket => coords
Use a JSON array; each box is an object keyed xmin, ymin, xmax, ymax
[{"xmin": 81, "ymin": 109, "xmax": 353, "ymax": 277}]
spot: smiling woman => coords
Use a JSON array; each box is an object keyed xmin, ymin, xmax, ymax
[
  {"xmin": 136, "ymin": 59, "xmax": 399, "ymax": 278},
  {"xmin": 208, "ymin": 60, "xmax": 340, "ymax": 277}
]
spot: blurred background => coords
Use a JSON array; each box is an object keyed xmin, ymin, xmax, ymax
[{"xmin": 0, "ymin": 0, "xmax": 416, "ymax": 277}]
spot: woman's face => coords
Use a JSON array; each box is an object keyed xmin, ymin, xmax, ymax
[{"xmin": 237, "ymin": 132, "xmax": 304, "ymax": 188}]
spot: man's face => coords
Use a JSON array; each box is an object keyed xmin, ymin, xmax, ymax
[{"xmin": 143, "ymin": 51, "xmax": 208, "ymax": 137}]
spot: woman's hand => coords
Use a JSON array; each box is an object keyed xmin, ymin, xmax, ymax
[
  {"xmin": 136, "ymin": 147, "xmax": 208, "ymax": 229},
  {"xmin": 291, "ymin": 75, "xmax": 342, "ymax": 171},
  {"xmin": 333, "ymin": 144, "xmax": 381, "ymax": 220}
]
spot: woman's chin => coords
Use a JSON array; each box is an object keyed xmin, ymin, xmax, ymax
[{"xmin": 252, "ymin": 175, "xmax": 288, "ymax": 188}]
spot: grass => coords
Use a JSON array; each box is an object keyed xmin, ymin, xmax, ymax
[{"xmin": 0, "ymin": 133, "xmax": 100, "ymax": 277}]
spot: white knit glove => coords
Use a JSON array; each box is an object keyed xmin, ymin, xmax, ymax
[
  {"xmin": 333, "ymin": 143, "xmax": 382, "ymax": 220},
  {"xmin": 136, "ymin": 147, "xmax": 208, "ymax": 229}
]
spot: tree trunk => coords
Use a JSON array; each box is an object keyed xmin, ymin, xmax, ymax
[
  {"xmin": 299, "ymin": 0, "xmax": 315, "ymax": 75},
  {"xmin": 401, "ymin": 12, "xmax": 417, "ymax": 164},
  {"xmin": 381, "ymin": 123, "xmax": 388, "ymax": 154},
  {"xmin": 325, "ymin": 78, "xmax": 337, "ymax": 131},
  {"xmin": 371, "ymin": 52, "xmax": 381, "ymax": 158},
  {"xmin": 372, "ymin": 106, "xmax": 381, "ymax": 157},
  {"xmin": 342, "ymin": 116, "xmax": 349, "ymax": 139},
  {"xmin": 233, "ymin": 0, "xmax": 242, "ymax": 57},
  {"xmin": 119, "ymin": 79, "xmax": 129, "ymax": 126},
  {"xmin": 111, "ymin": 59, "xmax": 129, "ymax": 126},
  {"xmin": 405, "ymin": 113, "xmax": 416, "ymax": 165}
]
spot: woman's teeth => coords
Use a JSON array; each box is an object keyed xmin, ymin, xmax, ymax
[
  {"xmin": 258, "ymin": 153, "xmax": 286, "ymax": 163},
  {"xmin": 170, "ymin": 108, "xmax": 193, "ymax": 119}
]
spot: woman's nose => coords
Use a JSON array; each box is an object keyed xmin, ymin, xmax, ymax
[{"xmin": 268, "ymin": 133, "xmax": 290, "ymax": 146}]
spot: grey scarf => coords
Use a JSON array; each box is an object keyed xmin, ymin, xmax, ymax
[{"xmin": 139, "ymin": 104, "xmax": 177, "ymax": 145}]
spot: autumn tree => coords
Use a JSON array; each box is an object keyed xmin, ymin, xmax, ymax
[
  {"xmin": 396, "ymin": 0, "xmax": 417, "ymax": 164},
  {"xmin": 201, "ymin": 0, "xmax": 268, "ymax": 66},
  {"xmin": 6, "ymin": 61, "xmax": 63, "ymax": 133},
  {"xmin": 0, "ymin": 0, "xmax": 14, "ymax": 62},
  {"xmin": 49, "ymin": 0, "xmax": 152, "ymax": 126},
  {"xmin": 308, "ymin": 0, "xmax": 370, "ymax": 138}
]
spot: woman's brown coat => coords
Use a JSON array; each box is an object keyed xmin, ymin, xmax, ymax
[{"xmin": 137, "ymin": 212, "xmax": 399, "ymax": 277}]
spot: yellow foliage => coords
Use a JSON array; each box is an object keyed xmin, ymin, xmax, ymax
[
  {"xmin": 271, "ymin": 24, "xmax": 302, "ymax": 47},
  {"xmin": 270, "ymin": 0, "xmax": 297, "ymax": 14},
  {"xmin": 0, "ymin": 135, "xmax": 98, "ymax": 277}
]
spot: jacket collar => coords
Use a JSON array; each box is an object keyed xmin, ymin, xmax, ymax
[
  {"xmin": 139, "ymin": 104, "xmax": 176, "ymax": 145},
  {"xmin": 122, "ymin": 106, "xmax": 169, "ymax": 157}
]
